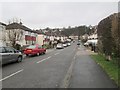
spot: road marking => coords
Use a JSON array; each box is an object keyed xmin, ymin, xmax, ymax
[
  {"xmin": 47, "ymin": 56, "xmax": 51, "ymax": 59},
  {"xmin": 37, "ymin": 56, "xmax": 51, "ymax": 63},
  {"xmin": 0, "ymin": 69, "xmax": 23, "ymax": 82},
  {"xmin": 54, "ymin": 53, "xmax": 60, "ymax": 55}
]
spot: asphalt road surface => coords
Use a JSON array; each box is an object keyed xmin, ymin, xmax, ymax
[{"xmin": 1, "ymin": 43, "xmax": 117, "ymax": 88}]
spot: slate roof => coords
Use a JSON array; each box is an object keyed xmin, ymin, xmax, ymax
[
  {"xmin": 6, "ymin": 23, "xmax": 44, "ymax": 34},
  {"xmin": 0, "ymin": 22, "xmax": 7, "ymax": 26},
  {"xmin": 6, "ymin": 22, "xmax": 33, "ymax": 32}
]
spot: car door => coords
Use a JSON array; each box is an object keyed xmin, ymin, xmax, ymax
[
  {"xmin": 0, "ymin": 47, "xmax": 9, "ymax": 65},
  {"xmin": 0, "ymin": 47, "xmax": 10, "ymax": 64},
  {"xmin": 9, "ymin": 47, "xmax": 19, "ymax": 61},
  {"xmin": 12, "ymin": 48, "xmax": 20, "ymax": 61},
  {"xmin": 4, "ymin": 47, "xmax": 16, "ymax": 63}
]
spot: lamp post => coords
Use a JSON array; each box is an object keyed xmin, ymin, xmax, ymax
[
  {"xmin": 89, "ymin": 25, "xmax": 93, "ymax": 35},
  {"xmin": 78, "ymin": 27, "xmax": 80, "ymax": 41}
]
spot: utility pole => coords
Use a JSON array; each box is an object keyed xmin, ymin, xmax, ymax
[
  {"xmin": 78, "ymin": 27, "xmax": 80, "ymax": 40},
  {"xmin": 85, "ymin": 25, "xmax": 86, "ymax": 34}
]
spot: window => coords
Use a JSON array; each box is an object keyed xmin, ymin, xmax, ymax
[
  {"xmin": 5, "ymin": 47, "xmax": 14, "ymax": 53},
  {"xmin": 26, "ymin": 40, "xmax": 27, "ymax": 44},
  {"xmin": 27, "ymin": 45, "xmax": 36, "ymax": 49},
  {"xmin": 38, "ymin": 45, "xmax": 42, "ymax": 49},
  {"xmin": 0, "ymin": 47, "xmax": 6, "ymax": 53}
]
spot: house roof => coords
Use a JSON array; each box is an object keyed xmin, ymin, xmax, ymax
[
  {"xmin": 0, "ymin": 22, "xmax": 7, "ymax": 26},
  {"xmin": 6, "ymin": 22, "xmax": 40, "ymax": 34},
  {"xmin": 6, "ymin": 22, "xmax": 33, "ymax": 32},
  {"xmin": 35, "ymin": 30, "xmax": 45, "ymax": 34}
]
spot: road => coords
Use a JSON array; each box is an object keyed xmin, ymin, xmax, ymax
[{"xmin": 1, "ymin": 43, "xmax": 117, "ymax": 88}]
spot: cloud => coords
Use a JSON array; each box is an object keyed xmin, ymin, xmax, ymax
[{"xmin": 1, "ymin": 2, "xmax": 118, "ymax": 29}]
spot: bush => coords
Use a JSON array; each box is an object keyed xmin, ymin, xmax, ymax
[
  {"xmin": 97, "ymin": 13, "xmax": 120, "ymax": 62},
  {"xmin": 42, "ymin": 44, "xmax": 53, "ymax": 49}
]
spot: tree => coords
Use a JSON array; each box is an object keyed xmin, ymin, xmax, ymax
[
  {"xmin": 6, "ymin": 18, "xmax": 24, "ymax": 48},
  {"xmin": 6, "ymin": 29, "xmax": 23, "ymax": 48}
]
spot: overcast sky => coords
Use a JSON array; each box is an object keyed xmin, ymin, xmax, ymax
[{"xmin": 1, "ymin": 2, "xmax": 118, "ymax": 29}]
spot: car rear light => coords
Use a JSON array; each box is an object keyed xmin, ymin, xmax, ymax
[
  {"xmin": 26, "ymin": 49, "xmax": 32, "ymax": 52},
  {"xmin": 25, "ymin": 49, "xmax": 32, "ymax": 52}
]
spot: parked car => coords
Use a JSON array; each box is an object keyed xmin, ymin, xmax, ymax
[
  {"xmin": 0, "ymin": 46, "xmax": 23, "ymax": 65},
  {"xmin": 73, "ymin": 40, "xmax": 75, "ymax": 43},
  {"xmin": 56, "ymin": 43, "xmax": 64, "ymax": 49},
  {"xmin": 67, "ymin": 42, "xmax": 71, "ymax": 46},
  {"xmin": 63, "ymin": 42, "xmax": 67, "ymax": 47},
  {"xmin": 84, "ymin": 42, "xmax": 89, "ymax": 46},
  {"xmin": 23, "ymin": 44, "xmax": 46, "ymax": 56},
  {"xmin": 77, "ymin": 42, "xmax": 80, "ymax": 45}
]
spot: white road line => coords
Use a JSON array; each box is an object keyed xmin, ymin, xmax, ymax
[
  {"xmin": 54, "ymin": 53, "xmax": 60, "ymax": 55},
  {"xmin": 37, "ymin": 56, "xmax": 51, "ymax": 63},
  {"xmin": 0, "ymin": 69, "xmax": 23, "ymax": 82},
  {"xmin": 47, "ymin": 56, "xmax": 51, "ymax": 59}
]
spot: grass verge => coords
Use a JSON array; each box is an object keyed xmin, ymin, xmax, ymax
[{"xmin": 91, "ymin": 54, "xmax": 120, "ymax": 87}]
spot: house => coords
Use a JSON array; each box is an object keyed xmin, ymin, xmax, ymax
[
  {"xmin": 36, "ymin": 34, "xmax": 45, "ymax": 46},
  {"xmin": 6, "ymin": 22, "xmax": 38, "ymax": 47},
  {"xmin": 0, "ymin": 22, "xmax": 7, "ymax": 46}
]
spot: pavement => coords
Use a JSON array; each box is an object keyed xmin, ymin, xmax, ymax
[
  {"xmin": 69, "ymin": 45, "xmax": 117, "ymax": 88},
  {"xmin": 1, "ymin": 43, "xmax": 118, "ymax": 88}
]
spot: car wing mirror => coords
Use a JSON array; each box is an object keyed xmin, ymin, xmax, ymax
[{"xmin": 14, "ymin": 50, "xmax": 19, "ymax": 53}]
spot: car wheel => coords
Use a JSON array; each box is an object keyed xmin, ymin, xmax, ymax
[
  {"xmin": 43, "ymin": 52, "xmax": 46, "ymax": 54},
  {"xmin": 17, "ymin": 56, "xmax": 22, "ymax": 62},
  {"xmin": 26, "ymin": 54, "xmax": 29, "ymax": 56},
  {"xmin": 37, "ymin": 53, "xmax": 40, "ymax": 56}
]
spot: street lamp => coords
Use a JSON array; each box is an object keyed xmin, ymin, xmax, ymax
[{"xmin": 89, "ymin": 25, "xmax": 93, "ymax": 35}]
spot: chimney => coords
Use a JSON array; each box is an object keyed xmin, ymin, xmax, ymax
[{"xmin": 20, "ymin": 19, "xmax": 22, "ymax": 25}]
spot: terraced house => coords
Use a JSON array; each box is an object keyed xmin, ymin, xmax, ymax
[
  {"xmin": 0, "ymin": 22, "xmax": 6, "ymax": 46},
  {"xmin": 6, "ymin": 22, "xmax": 38, "ymax": 47}
]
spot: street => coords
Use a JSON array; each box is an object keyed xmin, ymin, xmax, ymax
[{"xmin": 2, "ymin": 43, "xmax": 117, "ymax": 88}]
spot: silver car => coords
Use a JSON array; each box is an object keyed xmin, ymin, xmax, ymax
[
  {"xmin": 56, "ymin": 43, "xmax": 64, "ymax": 49},
  {"xmin": 0, "ymin": 46, "xmax": 23, "ymax": 65}
]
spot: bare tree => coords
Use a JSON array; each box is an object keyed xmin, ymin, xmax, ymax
[
  {"xmin": 6, "ymin": 28, "xmax": 23, "ymax": 48},
  {"xmin": 5, "ymin": 18, "xmax": 24, "ymax": 48},
  {"xmin": 1, "ymin": 28, "xmax": 6, "ymax": 41}
]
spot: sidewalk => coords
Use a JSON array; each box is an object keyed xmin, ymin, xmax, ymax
[{"xmin": 69, "ymin": 46, "xmax": 117, "ymax": 88}]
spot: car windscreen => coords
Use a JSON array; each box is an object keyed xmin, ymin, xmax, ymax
[
  {"xmin": 57, "ymin": 43, "xmax": 62, "ymax": 45},
  {"xmin": 0, "ymin": 47, "xmax": 2, "ymax": 53},
  {"xmin": 0, "ymin": 47, "xmax": 5, "ymax": 53},
  {"xmin": 27, "ymin": 45, "xmax": 36, "ymax": 49},
  {"xmin": 63, "ymin": 42, "xmax": 66, "ymax": 44}
]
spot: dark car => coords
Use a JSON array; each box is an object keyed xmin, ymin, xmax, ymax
[
  {"xmin": 77, "ymin": 42, "xmax": 80, "ymax": 45},
  {"xmin": 23, "ymin": 44, "xmax": 46, "ymax": 56},
  {"xmin": 0, "ymin": 46, "xmax": 23, "ymax": 65}
]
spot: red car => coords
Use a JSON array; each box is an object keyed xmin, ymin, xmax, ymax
[{"xmin": 23, "ymin": 44, "xmax": 46, "ymax": 56}]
